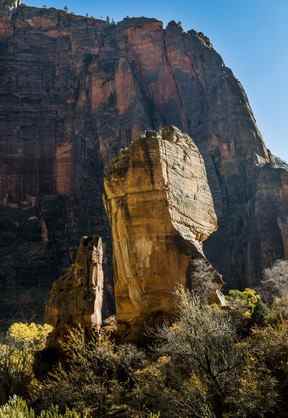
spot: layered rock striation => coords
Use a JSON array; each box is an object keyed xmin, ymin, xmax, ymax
[
  {"xmin": 0, "ymin": 5, "xmax": 287, "ymax": 321},
  {"xmin": 45, "ymin": 235, "xmax": 104, "ymax": 344},
  {"xmin": 104, "ymin": 127, "xmax": 223, "ymax": 331}
]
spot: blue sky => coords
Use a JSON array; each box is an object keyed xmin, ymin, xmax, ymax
[{"xmin": 27, "ymin": 0, "xmax": 288, "ymax": 161}]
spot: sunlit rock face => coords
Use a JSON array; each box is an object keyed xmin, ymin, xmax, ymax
[
  {"xmin": 45, "ymin": 236, "xmax": 104, "ymax": 345},
  {"xmin": 104, "ymin": 127, "xmax": 223, "ymax": 333},
  {"xmin": 0, "ymin": 5, "xmax": 287, "ymax": 322}
]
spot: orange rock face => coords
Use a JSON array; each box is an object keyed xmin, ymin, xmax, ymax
[
  {"xmin": 45, "ymin": 236, "xmax": 104, "ymax": 344},
  {"xmin": 115, "ymin": 59, "xmax": 136, "ymax": 114},
  {"xmin": 104, "ymin": 127, "xmax": 223, "ymax": 333}
]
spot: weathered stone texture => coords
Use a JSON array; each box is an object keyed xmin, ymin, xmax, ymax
[
  {"xmin": 45, "ymin": 235, "xmax": 104, "ymax": 344},
  {"xmin": 0, "ymin": 5, "xmax": 287, "ymax": 322},
  {"xmin": 104, "ymin": 127, "xmax": 223, "ymax": 331}
]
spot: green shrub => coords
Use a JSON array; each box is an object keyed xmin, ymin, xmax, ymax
[
  {"xmin": 266, "ymin": 295, "xmax": 288, "ymax": 324},
  {"xmin": 0, "ymin": 396, "xmax": 35, "ymax": 418},
  {"xmin": 155, "ymin": 288, "xmax": 241, "ymax": 417},
  {"xmin": 227, "ymin": 288, "xmax": 262, "ymax": 319},
  {"xmin": 33, "ymin": 329, "xmax": 151, "ymax": 417},
  {"xmin": 0, "ymin": 341, "xmax": 33, "ymax": 404},
  {"xmin": 0, "ymin": 396, "xmax": 81, "ymax": 417},
  {"xmin": 8, "ymin": 323, "xmax": 53, "ymax": 349},
  {"xmin": 152, "ymin": 288, "xmax": 279, "ymax": 418},
  {"xmin": 0, "ymin": 322, "xmax": 52, "ymax": 404},
  {"xmin": 16, "ymin": 289, "xmax": 288, "ymax": 418}
]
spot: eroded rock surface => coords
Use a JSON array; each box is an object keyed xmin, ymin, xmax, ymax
[
  {"xmin": 104, "ymin": 127, "xmax": 223, "ymax": 331},
  {"xmin": 45, "ymin": 235, "xmax": 104, "ymax": 344},
  {"xmin": 0, "ymin": 5, "xmax": 288, "ymax": 322}
]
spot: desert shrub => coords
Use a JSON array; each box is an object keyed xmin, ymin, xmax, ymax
[
  {"xmin": 0, "ymin": 396, "xmax": 81, "ymax": 418},
  {"xmin": 247, "ymin": 325, "xmax": 288, "ymax": 382},
  {"xmin": 226, "ymin": 288, "xmax": 270, "ymax": 331},
  {"xmin": 0, "ymin": 322, "xmax": 52, "ymax": 405},
  {"xmin": 250, "ymin": 297, "xmax": 270, "ymax": 325},
  {"xmin": 0, "ymin": 340, "xmax": 33, "ymax": 404},
  {"xmin": 33, "ymin": 329, "xmax": 153, "ymax": 417},
  {"xmin": 261, "ymin": 259, "xmax": 288, "ymax": 303},
  {"xmin": 226, "ymin": 363, "xmax": 278, "ymax": 418},
  {"xmin": 227, "ymin": 288, "xmax": 261, "ymax": 318},
  {"xmin": 236, "ymin": 324, "xmax": 288, "ymax": 417},
  {"xmin": 267, "ymin": 295, "xmax": 288, "ymax": 324},
  {"xmin": 131, "ymin": 360, "xmax": 215, "ymax": 418},
  {"xmin": 0, "ymin": 396, "xmax": 35, "ymax": 418},
  {"xmin": 33, "ymin": 330, "xmax": 172, "ymax": 417},
  {"xmin": 152, "ymin": 288, "xmax": 280, "ymax": 418},
  {"xmin": 186, "ymin": 258, "xmax": 223, "ymax": 303},
  {"xmin": 155, "ymin": 288, "xmax": 242, "ymax": 417},
  {"xmin": 8, "ymin": 322, "xmax": 53, "ymax": 349},
  {"xmin": 29, "ymin": 289, "xmax": 288, "ymax": 418}
]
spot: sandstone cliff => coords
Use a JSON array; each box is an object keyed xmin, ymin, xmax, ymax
[
  {"xmin": 104, "ymin": 127, "xmax": 223, "ymax": 332},
  {"xmin": 0, "ymin": 5, "xmax": 287, "ymax": 322},
  {"xmin": 45, "ymin": 235, "xmax": 104, "ymax": 344}
]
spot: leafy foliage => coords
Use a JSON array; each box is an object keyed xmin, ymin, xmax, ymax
[
  {"xmin": 267, "ymin": 294, "xmax": 288, "ymax": 323},
  {"xmin": 0, "ymin": 323, "xmax": 53, "ymax": 405},
  {"xmin": 8, "ymin": 322, "xmax": 53, "ymax": 348},
  {"xmin": 33, "ymin": 330, "xmax": 149, "ymax": 417},
  {"xmin": 0, "ymin": 396, "xmax": 81, "ymax": 418},
  {"xmin": 227, "ymin": 288, "xmax": 261, "ymax": 319},
  {"xmin": 156, "ymin": 289, "xmax": 242, "ymax": 417},
  {"xmin": 0, "ymin": 339, "xmax": 33, "ymax": 404},
  {"xmin": 2, "ymin": 286, "xmax": 288, "ymax": 417}
]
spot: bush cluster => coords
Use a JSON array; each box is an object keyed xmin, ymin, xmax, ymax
[
  {"xmin": 1, "ymin": 260, "xmax": 288, "ymax": 417},
  {"xmin": 0, "ymin": 322, "xmax": 52, "ymax": 405},
  {"xmin": 0, "ymin": 396, "xmax": 81, "ymax": 417}
]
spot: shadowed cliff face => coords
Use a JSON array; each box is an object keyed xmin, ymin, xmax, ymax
[{"xmin": 0, "ymin": 5, "xmax": 287, "ymax": 322}]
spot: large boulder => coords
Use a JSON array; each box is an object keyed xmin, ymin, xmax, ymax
[{"xmin": 104, "ymin": 126, "xmax": 223, "ymax": 334}]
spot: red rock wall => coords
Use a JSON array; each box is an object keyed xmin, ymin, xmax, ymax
[
  {"xmin": 0, "ymin": 5, "xmax": 287, "ymax": 323},
  {"xmin": 55, "ymin": 143, "xmax": 73, "ymax": 194}
]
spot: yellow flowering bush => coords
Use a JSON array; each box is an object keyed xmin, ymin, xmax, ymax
[
  {"xmin": 0, "ymin": 323, "xmax": 53, "ymax": 405},
  {"xmin": 8, "ymin": 322, "xmax": 53, "ymax": 348},
  {"xmin": 227, "ymin": 288, "xmax": 262, "ymax": 319}
]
